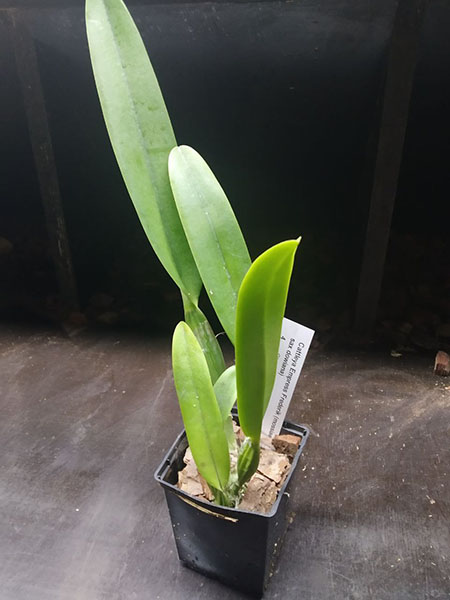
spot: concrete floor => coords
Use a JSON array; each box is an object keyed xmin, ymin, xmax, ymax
[{"xmin": 0, "ymin": 323, "xmax": 449, "ymax": 600}]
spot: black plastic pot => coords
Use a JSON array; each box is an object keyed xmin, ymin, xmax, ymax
[{"xmin": 154, "ymin": 419, "xmax": 309, "ymax": 597}]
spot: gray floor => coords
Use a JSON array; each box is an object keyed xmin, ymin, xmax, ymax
[{"xmin": 0, "ymin": 323, "xmax": 449, "ymax": 600}]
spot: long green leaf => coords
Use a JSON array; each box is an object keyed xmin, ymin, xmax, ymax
[
  {"xmin": 86, "ymin": 0, "xmax": 201, "ymax": 301},
  {"xmin": 236, "ymin": 239, "xmax": 300, "ymax": 442},
  {"xmin": 172, "ymin": 322, "xmax": 230, "ymax": 491},
  {"xmin": 169, "ymin": 146, "xmax": 251, "ymax": 343},
  {"xmin": 182, "ymin": 292, "xmax": 225, "ymax": 384}
]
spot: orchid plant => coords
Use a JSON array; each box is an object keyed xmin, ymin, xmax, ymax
[{"xmin": 86, "ymin": 0, "xmax": 300, "ymax": 507}]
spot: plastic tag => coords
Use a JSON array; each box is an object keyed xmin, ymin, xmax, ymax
[{"xmin": 262, "ymin": 318, "xmax": 314, "ymax": 437}]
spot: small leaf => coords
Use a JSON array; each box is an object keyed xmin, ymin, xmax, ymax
[
  {"xmin": 214, "ymin": 366, "xmax": 237, "ymax": 450},
  {"xmin": 172, "ymin": 322, "xmax": 230, "ymax": 491},
  {"xmin": 213, "ymin": 365, "xmax": 237, "ymax": 420},
  {"xmin": 236, "ymin": 239, "xmax": 300, "ymax": 442},
  {"xmin": 237, "ymin": 437, "xmax": 260, "ymax": 487},
  {"xmin": 169, "ymin": 146, "xmax": 251, "ymax": 343},
  {"xmin": 223, "ymin": 416, "xmax": 236, "ymax": 451},
  {"xmin": 86, "ymin": 0, "xmax": 201, "ymax": 300}
]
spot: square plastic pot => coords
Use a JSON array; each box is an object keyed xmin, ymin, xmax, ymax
[{"xmin": 154, "ymin": 419, "xmax": 309, "ymax": 597}]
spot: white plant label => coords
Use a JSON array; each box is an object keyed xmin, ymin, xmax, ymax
[{"xmin": 262, "ymin": 318, "xmax": 314, "ymax": 437}]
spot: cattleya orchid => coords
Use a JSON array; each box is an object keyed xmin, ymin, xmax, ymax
[{"xmin": 87, "ymin": 0, "xmax": 300, "ymax": 506}]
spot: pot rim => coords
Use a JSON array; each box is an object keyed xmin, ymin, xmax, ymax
[{"xmin": 154, "ymin": 417, "xmax": 310, "ymax": 518}]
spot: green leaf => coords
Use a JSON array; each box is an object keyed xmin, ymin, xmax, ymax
[
  {"xmin": 213, "ymin": 365, "xmax": 237, "ymax": 420},
  {"xmin": 236, "ymin": 239, "xmax": 300, "ymax": 442},
  {"xmin": 182, "ymin": 292, "xmax": 226, "ymax": 384},
  {"xmin": 86, "ymin": 0, "xmax": 201, "ymax": 301},
  {"xmin": 172, "ymin": 322, "xmax": 230, "ymax": 491},
  {"xmin": 169, "ymin": 146, "xmax": 251, "ymax": 343}
]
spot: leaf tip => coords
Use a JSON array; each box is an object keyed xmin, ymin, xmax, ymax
[
  {"xmin": 173, "ymin": 320, "xmax": 189, "ymax": 341},
  {"xmin": 168, "ymin": 145, "xmax": 180, "ymax": 164}
]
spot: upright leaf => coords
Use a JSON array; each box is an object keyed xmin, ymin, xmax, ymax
[
  {"xmin": 169, "ymin": 146, "xmax": 251, "ymax": 343},
  {"xmin": 236, "ymin": 239, "xmax": 300, "ymax": 442},
  {"xmin": 86, "ymin": 0, "xmax": 201, "ymax": 300},
  {"xmin": 172, "ymin": 322, "xmax": 230, "ymax": 491}
]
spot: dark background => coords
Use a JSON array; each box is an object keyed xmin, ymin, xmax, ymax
[{"xmin": 1, "ymin": 0, "xmax": 449, "ymax": 344}]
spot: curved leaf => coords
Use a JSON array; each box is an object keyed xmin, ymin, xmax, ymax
[
  {"xmin": 172, "ymin": 322, "xmax": 230, "ymax": 491},
  {"xmin": 86, "ymin": 0, "xmax": 201, "ymax": 301},
  {"xmin": 236, "ymin": 239, "xmax": 300, "ymax": 442},
  {"xmin": 169, "ymin": 146, "xmax": 251, "ymax": 343}
]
